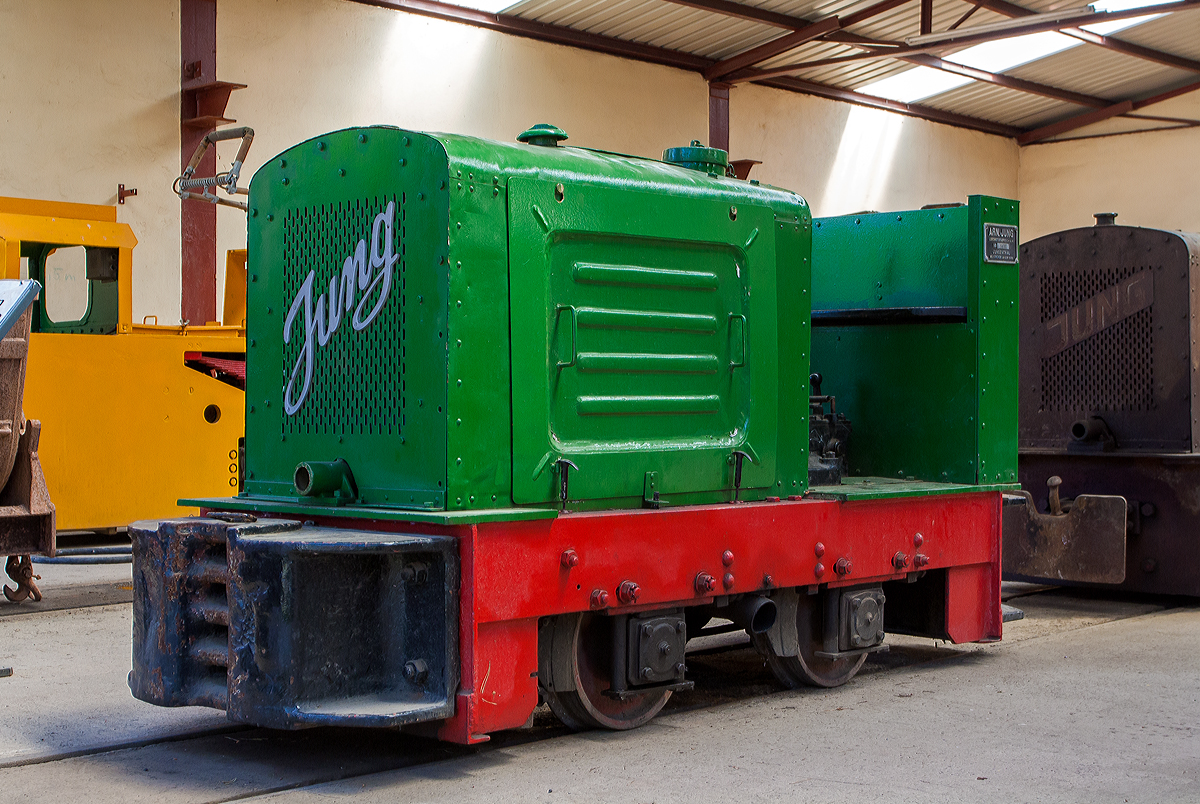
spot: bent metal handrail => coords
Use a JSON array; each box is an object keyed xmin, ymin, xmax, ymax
[{"xmin": 174, "ymin": 126, "xmax": 255, "ymax": 212}]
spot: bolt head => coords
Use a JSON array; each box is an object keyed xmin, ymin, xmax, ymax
[
  {"xmin": 913, "ymin": 533, "xmax": 924, "ymax": 547},
  {"xmin": 560, "ymin": 549, "xmax": 579, "ymax": 568},
  {"xmin": 835, "ymin": 558, "xmax": 852, "ymax": 576},
  {"xmin": 590, "ymin": 589, "xmax": 609, "ymax": 608},
  {"xmin": 814, "ymin": 562, "xmax": 825, "ymax": 577},
  {"xmin": 814, "ymin": 542, "xmax": 825, "ymax": 558},
  {"xmin": 723, "ymin": 572, "xmax": 735, "ymax": 589},
  {"xmin": 893, "ymin": 551, "xmax": 909, "ymax": 570},
  {"xmin": 722, "ymin": 550, "xmax": 735, "ymax": 566}
]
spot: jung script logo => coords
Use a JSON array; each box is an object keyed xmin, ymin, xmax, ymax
[
  {"xmin": 284, "ymin": 199, "xmax": 398, "ymax": 415},
  {"xmin": 1042, "ymin": 269, "xmax": 1153, "ymax": 358}
]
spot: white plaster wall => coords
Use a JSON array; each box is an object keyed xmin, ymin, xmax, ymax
[
  {"xmin": 730, "ymin": 83, "xmax": 1020, "ymax": 217},
  {"xmin": 0, "ymin": 0, "xmax": 182, "ymax": 323},
  {"xmin": 216, "ymin": 0, "xmax": 1022, "ymax": 307},
  {"xmin": 4, "ymin": 0, "xmax": 1024, "ymax": 321},
  {"xmin": 1019, "ymin": 92, "xmax": 1200, "ymax": 240}
]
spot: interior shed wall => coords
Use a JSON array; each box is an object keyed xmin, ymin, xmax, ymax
[
  {"xmin": 19, "ymin": 0, "xmax": 1192, "ymax": 323},
  {"xmin": 1018, "ymin": 94, "xmax": 1200, "ymax": 240},
  {"xmin": 214, "ymin": 0, "xmax": 1019, "ymax": 307},
  {"xmin": 0, "ymin": 0, "xmax": 183, "ymax": 324}
]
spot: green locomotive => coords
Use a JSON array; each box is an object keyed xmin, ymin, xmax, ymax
[{"xmin": 131, "ymin": 124, "xmax": 1018, "ymax": 742}]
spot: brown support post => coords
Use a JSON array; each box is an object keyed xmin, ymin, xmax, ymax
[
  {"xmin": 709, "ymin": 82, "xmax": 731, "ymax": 152},
  {"xmin": 180, "ymin": 0, "xmax": 218, "ymax": 325},
  {"xmin": 920, "ymin": 0, "xmax": 933, "ymax": 35}
]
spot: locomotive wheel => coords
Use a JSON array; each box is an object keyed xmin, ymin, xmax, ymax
[
  {"xmin": 752, "ymin": 593, "xmax": 866, "ymax": 688},
  {"xmin": 538, "ymin": 612, "xmax": 672, "ymax": 731}
]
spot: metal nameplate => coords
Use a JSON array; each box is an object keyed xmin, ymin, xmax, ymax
[{"xmin": 984, "ymin": 223, "xmax": 1018, "ymax": 264}]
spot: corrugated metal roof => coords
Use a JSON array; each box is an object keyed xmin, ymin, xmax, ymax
[{"xmin": 498, "ymin": 0, "xmax": 1200, "ymax": 141}]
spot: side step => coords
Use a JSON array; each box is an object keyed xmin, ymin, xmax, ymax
[{"xmin": 130, "ymin": 517, "xmax": 459, "ymax": 730}]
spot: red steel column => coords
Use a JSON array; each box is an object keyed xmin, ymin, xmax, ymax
[
  {"xmin": 708, "ymin": 82, "xmax": 731, "ymax": 152},
  {"xmin": 180, "ymin": 0, "xmax": 218, "ymax": 325}
]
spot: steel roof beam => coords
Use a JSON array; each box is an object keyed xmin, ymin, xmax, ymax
[
  {"xmin": 674, "ymin": 2, "xmax": 1112, "ymax": 110},
  {"xmin": 660, "ymin": 0, "xmax": 811, "ymax": 29},
  {"xmin": 728, "ymin": 0, "xmax": 1200, "ymax": 82},
  {"xmin": 705, "ymin": 17, "xmax": 841, "ymax": 80},
  {"xmin": 969, "ymin": 0, "xmax": 1200, "ymax": 73},
  {"xmin": 822, "ymin": 31, "xmax": 1110, "ymax": 106},
  {"xmin": 347, "ymin": 0, "xmax": 711, "ymax": 71},
  {"xmin": 345, "ymin": 0, "xmax": 1032, "ymax": 138},
  {"xmin": 698, "ymin": 0, "xmax": 913, "ymax": 82},
  {"xmin": 1019, "ymin": 78, "xmax": 1200, "ymax": 143},
  {"xmin": 759, "ymin": 74, "xmax": 1023, "ymax": 136}
]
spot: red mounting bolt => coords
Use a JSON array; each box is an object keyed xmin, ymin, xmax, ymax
[
  {"xmin": 722, "ymin": 550, "xmax": 735, "ymax": 566},
  {"xmin": 814, "ymin": 562, "xmax": 825, "ymax": 578},
  {"xmin": 814, "ymin": 542, "xmax": 825, "ymax": 558},
  {"xmin": 913, "ymin": 554, "xmax": 930, "ymax": 569},
  {"xmin": 695, "ymin": 572, "xmax": 717, "ymax": 594},
  {"xmin": 723, "ymin": 572, "xmax": 735, "ymax": 590},
  {"xmin": 914, "ymin": 532, "xmax": 924, "ymax": 548},
  {"xmin": 763, "ymin": 574, "xmax": 775, "ymax": 588},
  {"xmin": 560, "ymin": 549, "xmax": 579, "ymax": 568},
  {"xmin": 835, "ymin": 557, "xmax": 853, "ymax": 576},
  {"xmin": 617, "ymin": 580, "xmax": 640, "ymax": 605},
  {"xmin": 590, "ymin": 589, "xmax": 609, "ymax": 609},
  {"xmin": 893, "ymin": 551, "xmax": 910, "ymax": 570}
]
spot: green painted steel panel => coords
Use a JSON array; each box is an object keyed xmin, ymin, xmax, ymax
[
  {"xmin": 508, "ymin": 178, "xmax": 779, "ymax": 505},
  {"xmin": 971, "ymin": 197, "xmax": 1020, "ymax": 485},
  {"xmin": 811, "ymin": 324, "xmax": 979, "ymax": 482},
  {"xmin": 773, "ymin": 215, "xmax": 812, "ymax": 496},
  {"xmin": 231, "ymin": 125, "xmax": 810, "ymax": 518},
  {"xmin": 805, "ymin": 476, "xmax": 1017, "ymax": 501},
  {"xmin": 242, "ymin": 128, "xmax": 449, "ymax": 509},
  {"xmin": 810, "ymin": 196, "xmax": 1019, "ymax": 487},
  {"xmin": 812, "ymin": 206, "xmax": 968, "ymax": 311}
]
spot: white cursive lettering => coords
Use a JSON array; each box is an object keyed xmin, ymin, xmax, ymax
[{"xmin": 283, "ymin": 200, "xmax": 398, "ymax": 415}]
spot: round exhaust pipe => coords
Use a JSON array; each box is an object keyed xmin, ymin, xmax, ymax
[
  {"xmin": 1071, "ymin": 417, "xmax": 1106, "ymax": 442},
  {"xmin": 727, "ymin": 595, "xmax": 777, "ymax": 634}
]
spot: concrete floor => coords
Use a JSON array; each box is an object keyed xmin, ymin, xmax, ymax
[{"xmin": 0, "ymin": 576, "xmax": 1196, "ymax": 803}]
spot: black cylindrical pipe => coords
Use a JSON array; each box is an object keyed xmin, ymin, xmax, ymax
[
  {"xmin": 727, "ymin": 595, "xmax": 778, "ymax": 634},
  {"xmin": 1071, "ymin": 417, "xmax": 1106, "ymax": 442}
]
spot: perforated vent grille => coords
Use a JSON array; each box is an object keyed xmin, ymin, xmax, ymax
[
  {"xmin": 280, "ymin": 196, "xmax": 405, "ymax": 436},
  {"xmin": 1039, "ymin": 265, "xmax": 1154, "ymax": 413}
]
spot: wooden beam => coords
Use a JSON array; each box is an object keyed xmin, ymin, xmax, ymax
[
  {"xmin": 704, "ymin": 17, "xmax": 840, "ymax": 81},
  {"xmin": 970, "ymin": 0, "xmax": 1200, "ymax": 73}
]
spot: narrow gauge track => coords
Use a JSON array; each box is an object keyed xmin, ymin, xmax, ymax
[{"xmin": 0, "ymin": 628, "xmax": 1000, "ymax": 801}]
